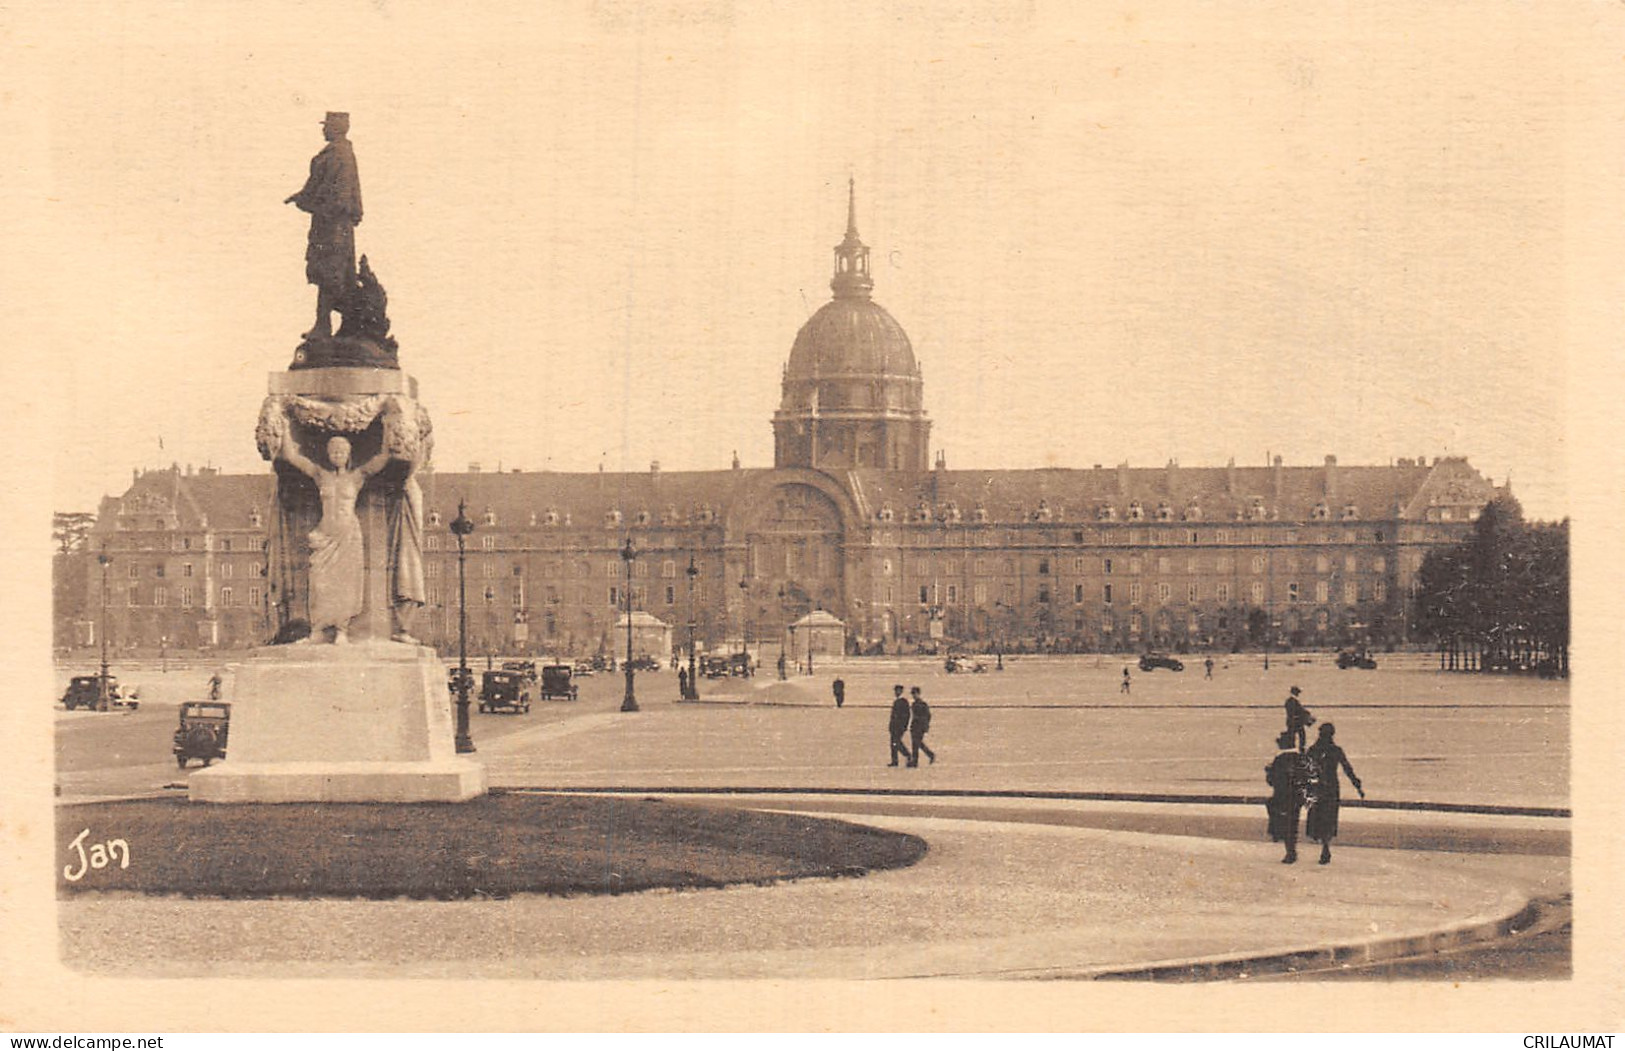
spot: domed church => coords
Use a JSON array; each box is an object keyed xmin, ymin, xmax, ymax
[{"xmin": 79, "ymin": 186, "xmax": 1502, "ymax": 659}]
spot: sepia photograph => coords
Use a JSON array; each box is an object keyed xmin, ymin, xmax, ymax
[{"xmin": 7, "ymin": 0, "xmax": 1623, "ymax": 1034}]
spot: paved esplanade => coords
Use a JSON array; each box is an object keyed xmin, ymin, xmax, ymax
[{"xmin": 58, "ymin": 657, "xmax": 1569, "ymax": 978}]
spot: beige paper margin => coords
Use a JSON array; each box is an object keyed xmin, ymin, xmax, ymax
[{"xmin": 2, "ymin": 0, "xmax": 1623, "ymax": 1032}]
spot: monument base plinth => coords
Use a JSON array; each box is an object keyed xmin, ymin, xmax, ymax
[
  {"xmin": 188, "ymin": 641, "xmax": 487, "ymax": 804},
  {"xmin": 189, "ymin": 759, "xmax": 486, "ymax": 803}
]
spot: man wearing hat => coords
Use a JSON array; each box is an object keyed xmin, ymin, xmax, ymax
[
  {"xmin": 1284, "ymin": 685, "xmax": 1314, "ymax": 752},
  {"xmin": 286, "ymin": 112, "xmax": 363, "ymax": 340},
  {"xmin": 887, "ymin": 685, "xmax": 912, "ymax": 767}
]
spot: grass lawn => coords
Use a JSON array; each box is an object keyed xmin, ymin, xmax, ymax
[{"xmin": 56, "ymin": 791, "xmax": 926, "ymax": 899}]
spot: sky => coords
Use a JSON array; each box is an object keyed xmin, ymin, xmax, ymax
[{"xmin": 12, "ymin": 0, "xmax": 1617, "ymax": 523}]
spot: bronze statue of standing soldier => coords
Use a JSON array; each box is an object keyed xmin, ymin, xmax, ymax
[{"xmin": 286, "ymin": 112, "xmax": 363, "ymax": 342}]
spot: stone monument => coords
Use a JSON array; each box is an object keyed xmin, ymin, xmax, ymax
[{"xmin": 191, "ymin": 114, "xmax": 486, "ymax": 803}]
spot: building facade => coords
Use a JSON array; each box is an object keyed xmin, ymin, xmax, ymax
[{"xmin": 73, "ymin": 191, "xmax": 1504, "ymax": 656}]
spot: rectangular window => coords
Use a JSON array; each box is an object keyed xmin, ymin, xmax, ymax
[
  {"xmin": 1251, "ymin": 555, "xmax": 1266, "ymax": 573},
  {"xmin": 427, "ymin": 562, "xmax": 441, "ymax": 578},
  {"xmin": 1129, "ymin": 612, "xmax": 1142, "ymax": 633},
  {"xmin": 1374, "ymin": 556, "xmax": 1387, "ymax": 574},
  {"xmin": 1345, "ymin": 554, "xmax": 1358, "ymax": 573},
  {"xmin": 1157, "ymin": 556, "xmax": 1170, "ymax": 574},
  {"xmin": 1344, "ymin": 582, "xmax": 1359, "ymax": 605},
  {"xmin": 1287, "ymin": 581, "xmax": 1300, "ymax": 603},
  {"xmin": 1217, "ymin": 556, "xmax": 1232, "ymax": 573},
  {"xmin": 1250, "ymin": 581, "xmax": 1264, "ymax": 604},
  {"xmin": 665, "ymin": 585, "xmax": 676, "ymax": 605},
  {"xmin": 1216, "ymin": 582, "xmax": 1230, "ymax": 603},
  {"xmin": 220, "ymin": 539, "xmax": 232, "ymax": 552},
  {"xmin": 179, "ymin": 586, "xmax": 193, "ymax": 608},
  {"xmin": 127, "ymin": 587, "xmax": 137, "ymax": 606},
  {"xmin": 1316, "ymin": 581, "xmax": 1330, "ymax": 603},
  {"xmin": 513, "ymin": 587, "xmax": 524, "ymax": 606},
  {"xmin": 1103, "ymin": 558, "xmax": 1113, "ymax": 575},
  {"xmin": 183, "ymin": 563, "xmax": 193, "ymax": 578},
  {"xmin": 1187, "ymin": 582, "xmax": 1200, "ymax": 602},
  {"xmin": 1103, "ymin": 583, "xmax": 1113, "ymax": 604},
  {"xmin": 662, "ymin": 560, "xmax": 676, "ymax": 579},
  {"xmin": 213, "ymin": 587, "xmax": 225, "ymax": 607},
  {"xmin": 1156, "ymin": 582, "xmax": 1170, "ymax": 603},
  {"xmin": 1129, "ymin": 558, "xmax": 1141, "ymax": 575},
  {"xmin": 427, "ymin": 585, "xmax": 441, "ymax": 606},
  {"xmin": 426, "ymin": 535, "xmax": 440, "ymax": 550},
  {"xmin": 919, "ymin": 585, "xmax": 930, "ymax": 605},
  {"xmin": 1129, "ymin": 583, "xmax": 1142, "ymax": 604},
  {"xmin": 944, "ymin": 560, "xmax": 958, "ymax": 576},
  {"xmin": 513, "ymin": 564, "xmax": 524, "ymax": 576},
  {"xmin": 481, "ymin": 536, "xmax": 495, "ymax": 551},
  {"xmin": 1037, "ymin": 585, "xmax": 1050, "ymax": 604},
  {"xmin": 154, "ymin": 563, "xmax": 166, "ymax": 578},
  {"xmin": 483, "ymin": 586, "xmax": 495, "ymax": 606},
  {"xmin": 249, "ymin": 561, "xmax": 261, "ymax": 578},
  {"xmin": 221, "ymin": 563, "xmax": 232, "ymax": 579},
  {"xmin": 1187, "ymin": 556, "xmax": 1199, "ymax": 573},
  {"xmin": 975, "ymin": 558, "xmax": 986, "ymax": 575},
  {"xmin": 973, "ymin": 583, "xmax": 987, "ymax": 604},
  {"xmin": 1215, "ymin": 529, "xmax": 1229, "ymax": 544},
  {"xmin": 182, "ymin": 537, "xmax": 192, "ymax": 550},
  {"xmin": 1074, "ymin": 583, "xmax": 1084, "ymax": 603},
  {"xmin": 1073, "ymin": 557, "xmax": 1086, "ymax": 574},
  {"xmin": 1374, "ymin": 582, "xmax": 1387, "ymax": 603},
  {"xmin": 483, "ymin": 562, "xmax": 494, "ymax": 578},
  {"xmin": 945, "ymin": 585, "xmax": 958, "ymax": 605},
  {"xmin": 607, "ymin": 562, "xmax": 619, "ymax": 578},
  {"xmin": 248, "ymin": 586, "xmax": 261, "ymax": 607},
  {"xmin": 609, "ymin": 586, "xmax": 620, "ymax": 607},
  {"xmin": 1038, "ymin": 558, "xmax": 1050, "ymax": 576}
]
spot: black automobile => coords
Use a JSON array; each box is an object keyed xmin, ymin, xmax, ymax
[
  {"xmin": 539, "ymin": 664, "xmax": 579, "ymax": 701},
  {"xmin": 628, "ymin": 655, "xmax": 661, "ymax": 672},
  {"xmin": 502, "ymin": 660, "xmax": 539, "ymax": 684},
  {"xmin": 1335, "ymin": 649, "xmax": 1378, "ymax": 670},
  {"xmin": 478, "ymin": 670, "xmax": 532, "ymax": 714},
  {"xmin": 60, "ymin": 674, "xmax": 140, "ymax": 711},
  {"xmin": 174, "ymin": 701, "xmax": 230, "ymax": 768},
  {"xmin": 1138, "ymin": 653, "xmax": 1185, "ymax": 672}
]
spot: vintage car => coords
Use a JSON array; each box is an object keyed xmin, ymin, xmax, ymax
[
  {"xmin": 944, "ymin": 654, "xmax": 988, "ymax": 674},
  {"xmin": 173, "ymin": 701, "xmax": 230, "ymax": 768},
  {"xmin": 60, "ymin": 674, "xmax": 140, "ymax": 711},
  {"xmin": 478, "ymin": 670, "xmax": 532, "ymax": 714},
  {"xmin": 571, "ymin": 659, "xmax": 596, "ymax": 677},
  {"xmin": 539, "ymin": 664, "xmax": 579, "ymax": 701},
  {"xmin": 628, "ymin": 655, "xmax": 661, "ymax": 672},
  {"xmin": 1335, "ymin": 649, "xmax": 1378, "ymax": 670},
  {"xmin": 502, "ymin": 660, "xmax": 539, "ymax": 684},
  {"xmin": 1138, "ymin": 653, "xmax": 1185, "ymax": 672}
]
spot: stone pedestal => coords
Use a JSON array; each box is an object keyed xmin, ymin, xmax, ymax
[{"xmin": 190, "ymin": 641, "xmax": 485, "ymax": 803}]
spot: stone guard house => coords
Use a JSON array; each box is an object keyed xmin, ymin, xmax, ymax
[{"xmin": 76, "ymin": 190, "xmax": 1503, "ymax": 656}]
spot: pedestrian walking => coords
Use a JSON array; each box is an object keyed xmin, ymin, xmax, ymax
[
  {"xmin": 208, "ymin": 672, "xmax": 223, "ymax": 700},
  {"xmin": 777, "ymin": 652, "xmax": 788, "ymax": 680},
  {"xmin": 1203, "ymin": 656, "xmax": 1214, "ymax": 679},
  {"xmin": 1284, "ymin": 685, "xmax": 1314, "ymax": 751},
  {"xmin": 1120, "ymin": 667, "xmax": 1131, "ymax": 694},
  {"xmin": 1264, "ymin": 731, "xmax": 1310, "ymax": 863},
  {"xmin": 887, "ymin": 685, "xmax": 912, "ymax": 767},
  {"xmin": 1305, "ymin": 723, "xmax": 1365, "ymax": 865},
  {"xmin": 677, "ymin": 666, "xmax": 689, "ymax": 700},
  {"xmin": 832, "ymin": 677, "xmax": 845, "ymax": 708},
  {"xmin": 907, "ymin": 686, "xmax": 935, "ymax": 766}
]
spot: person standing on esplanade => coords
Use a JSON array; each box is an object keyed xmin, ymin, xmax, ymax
[
  {"xmin": 1305, "ymin": 723, "xmax": 1364, "ymax": 864},
  {"xmin": 1264, "ymin": 731, "xmax": 1310, "ymax": 864},
  {"xmin": 1284, "ymin": 685, "xmax": 1314, "ymax": 751},
  {"xmin": 907, "ymin": 686, "xmax": 935, "ymax": 767},
  {"xmin": 887, "ymin": 685, "xmax": 912, "ymax": 767}
]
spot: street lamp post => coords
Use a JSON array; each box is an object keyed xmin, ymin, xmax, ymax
[
  {"xmin": 621, "ymin": 538, "xmax": 638, "ymax": 711},
  {"xmin": 994, "ymin": 599, "xmax": 1007, "ymax": 671},
  {"xmin": 685, "ymin": 555, "xmax": 699, "ymax": 700},
  {"xmin": 806, "ymin": 607, "xmax": 815, "ymax": 676},
  {"xmin": 738, "ymin": 577, "xmax": 750, "ymax": 662},
  {"xmin": 450, "ymin": 499, "xmax": 476, "ymax": 754},
  {"xmin": 97, "ymin": 552, "xmax": 112, "ymax": 711}
]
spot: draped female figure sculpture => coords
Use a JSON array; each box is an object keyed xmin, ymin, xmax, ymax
[{"xmin": 278, "ymin": 434, "xmax": 389, "ymax": 643}]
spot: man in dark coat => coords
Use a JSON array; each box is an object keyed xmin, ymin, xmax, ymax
[
  {"xmin": 887, "ymin": 685, "xmax": 911, "ymax": 767},
  {"xmin": 1264, "ymin": 731, "xmax": 1309, "ymax": 863},
  {"xmin": 832, "ymin": 677, "xmax": 845, "ymax": 708},
  {"xmin": 907, "ymin": 686, "xmax": 935, "ymax": 766},
  {"xmin": 286, "ymin": 112, "xmax": 363, "ymax": 340},
  {"xmin": 1284, "ymin": 685, "xmax": 1314, "ymax": 751},
  {"xmin": 1305, "ymin": 722, "xmax": 1365, "ymax": 864}
]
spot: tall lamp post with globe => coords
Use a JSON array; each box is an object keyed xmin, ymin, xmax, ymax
[
  {"xmin": 450, "ymin": 499, "xmax": 477, "ymax": 754},
  {"xmin": 685, "ymin": 555, "xmax": 699, "ymax": 700},
  {"xmin": 620, "ymin": 538, "xmax": 639, "ymax": 711},
  {"xmin": 96, "ymin": 551, "xmax": 112, "ymax": 711}
]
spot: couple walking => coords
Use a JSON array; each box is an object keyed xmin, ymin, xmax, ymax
[
  {"xmin": 1265, "ymin": 707, "xmax": 1365, "ymax": 865},
  {"xmin": 888, "ymin": 685, "xmax": 935, "ymax": 767}
]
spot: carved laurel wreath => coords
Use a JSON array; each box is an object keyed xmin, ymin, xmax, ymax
[{"xmin": 256, "ymin": 394, "xmax": 433, "ymax": 467}]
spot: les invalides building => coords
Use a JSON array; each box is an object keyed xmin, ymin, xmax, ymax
[{"xmin": 73, "ymin": 187, "xmax": 1503, "ymax": 658}]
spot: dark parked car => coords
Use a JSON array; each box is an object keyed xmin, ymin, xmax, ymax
[
  {"xmin": 1138, "ymin": 653, "xmax": 1185, "ymax": 672},
  {"xmin": 174, "ymin": 701, "xmax": 230, "ymax": 768},
  {"xmin": 539, "ymin": 664, "xmax": 579, "ymax": 701},
  {"xmin": 628, "ymin": 655, "xmax": 661, "ymax": 672},
  {"xmin": 478, "ymin": 670, "xmax": 532, "ymax": 714},
  {"xmin": 502, "ymin": 660, "xmax": 539, "ymax": 684},
  {"xmin": 61, "ymin": 674, "xmax": 139, "ymax": 711},
  {"xmin": 1336, "ymin": 649, "xmax": 1378, "ymax": 670}
]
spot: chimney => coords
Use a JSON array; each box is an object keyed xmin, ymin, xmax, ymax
[
  {"xmin": 1324, "ymin": 454, "xmax": 1338, "ymax": 500},
  {"xmin": 934, "ymin": 449, "xmax": 946, "ymax": 472},
  {"xmin": 1117, "ymin": 461, "xmax": 1130, "ymax": 500},
  {"xmin": 1272, "ymin": 455, "xmax": 1284, "ymax": 503},
  {"xmin": 732, "ymin": 450, "xmax": 741, "ymax": 471},
  {"xmin": 1226, "ymin": 457, "xmax": 1237, "ymax": 495},
  {"xmin": 1165, "ymin": 458, "xmax": 1178, "ymax": 495}
]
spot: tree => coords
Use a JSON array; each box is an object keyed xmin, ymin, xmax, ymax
[{"xmin": 53, "ymin": 511, "xmax": 97, "ymax": 554}]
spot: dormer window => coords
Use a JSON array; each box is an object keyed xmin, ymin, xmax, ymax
[
  {"xmin": 972, "ymin": 504, "xmax": 989, "ymax": 523},
  {"xmin": 1182, "ymin": 503, "xmax": 1201, "ymax": 521},
  {"xmin": 249, "ymin": 508, "xmax": 262, "ymax": 528},
  {"xmin": 878, "ymin": 504, "xmax": 895, "ymax": 523},
  {"xmin": 605, "ymin": 509, "xmax": 622, "ymax": 527},
  {"xmin": 1341, "ymin": 503, "xmax": 1359, "ymax": 521},
  {"xmin": 544, "ymin": 508, "xmax": 560, "ymax": 526},
  {"xmin": 662, "ymin": 505, "xmax": 681, "ymax": 525},
  {"xmin": 634, "ymin": 510, "xmax": 652, "ymax": 526},
  {"xmin": 1310, "ymin": 502, "xmax": 1330, "ymax": 521},
  {"xmin": 1127, "ymin": 501, "xmax": 1145, "ymax": 521},
  {"xmin": 943, "ymin": 502, "xmax": 962, "ymax": 523},
  {"xmin": 483, "ymin": 507, "xmax": 497, "ymax": 526},
  {"xmin": 1033, "ymin": 500, "xmax": 1053, "ymax": 523},
  {"xmin": 1250, "ymin": 498, "xmax": 1268, "ymax": 521},
  {"xmin": 696, "ymin": 504, "xmax": 716, "ymax": 525},
  {"xmin": 1156, "ymin": 502, "xmax": 1173, "ymax": 522},
  {"xmin": 529, "ymin": 512, "xmax": 538, "ymax": 527},
  {"xmin": 1097, "ymin": 504, "xmax": 1117, "ymax": 521},
  {"xmin": 429, "ymin": 509, "xmax": 442, "ymax": 527}
]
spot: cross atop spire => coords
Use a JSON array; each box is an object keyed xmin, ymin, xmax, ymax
[{"xmin": 831, "ymin": 178, "xmax": 874, "ymax": 299}]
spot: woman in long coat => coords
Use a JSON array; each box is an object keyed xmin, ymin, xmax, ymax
[{"xmin": 1305, "ymin": 722, "xmax": 1365, "ymax": 864}]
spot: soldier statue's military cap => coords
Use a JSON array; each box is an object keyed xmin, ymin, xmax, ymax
[{"xmin": 323, "ymin": 112, "xmax": 351, "ymax": 133}]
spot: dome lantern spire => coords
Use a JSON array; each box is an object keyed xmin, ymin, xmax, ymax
[{"xmin": 831, "ymin": 177, "xmax": 874, "ymax": 299}]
